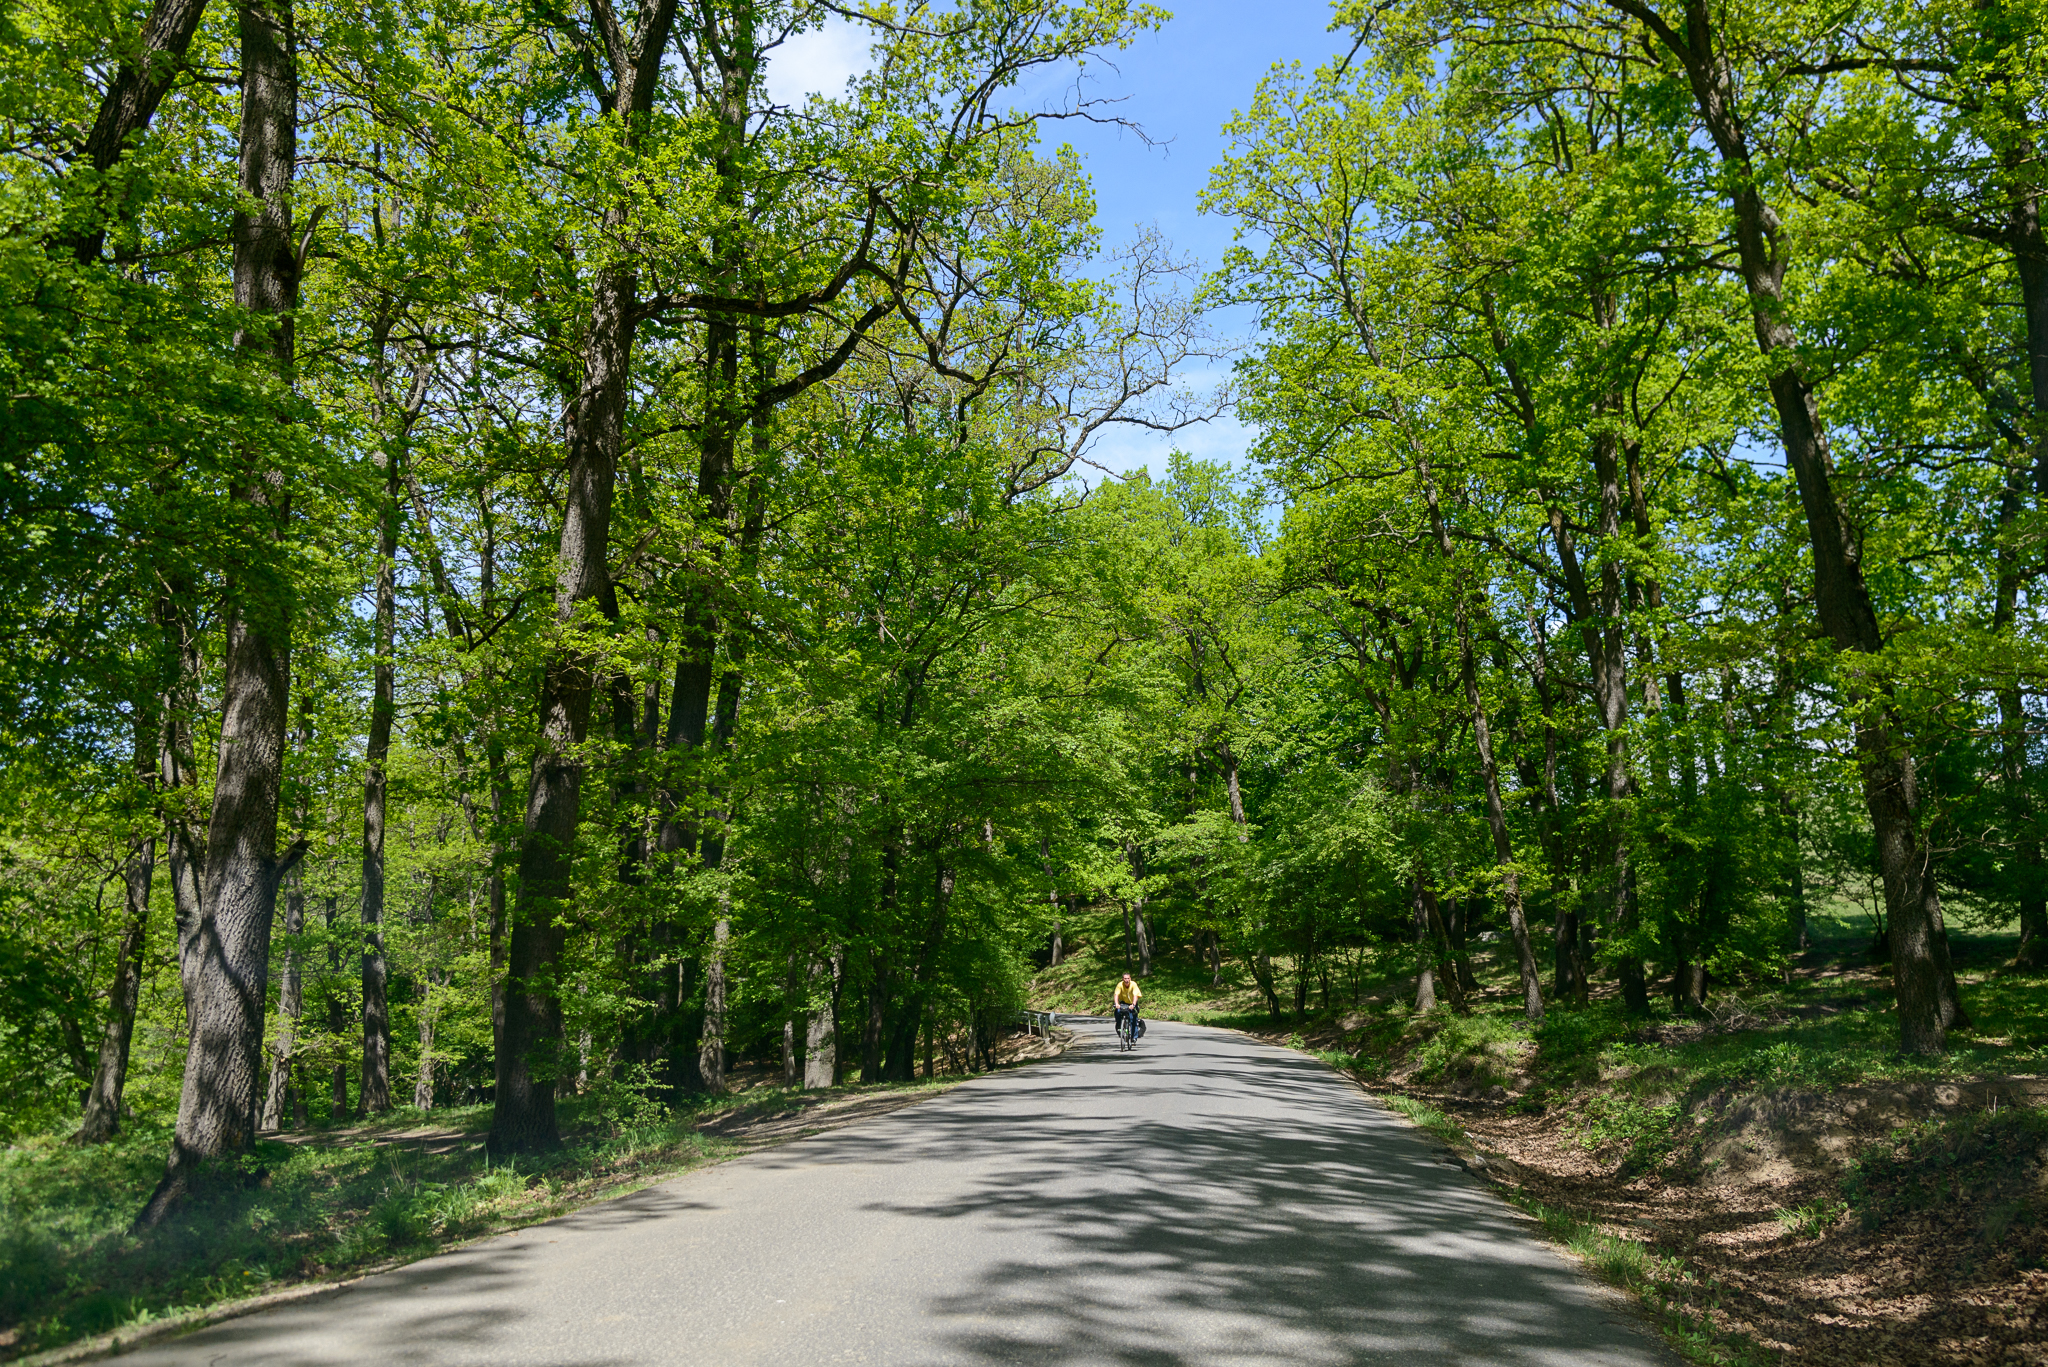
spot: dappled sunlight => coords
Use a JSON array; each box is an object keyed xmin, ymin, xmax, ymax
[{"xmin": 115, "ymin": 1023, "xmax": 1667, "ymax": 1366}]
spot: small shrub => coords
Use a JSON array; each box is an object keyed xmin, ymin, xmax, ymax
[
  {"xmin": 1407, "ymin": 1013, "xmax": 1525, "ymax": 1090},
  {"xmin": 1570, "ymin": 1093, "xmax": 1681, "ymax": 1175},
  {"xmin": 1534, "ymin": 1004, "xmax": 1630, "ymax": 1085},
  {"xmin": 580, "ymin": 1064, "xmax": 674, "ymax": 1136},
  {"xmin": 1773, "ymin": 1198, "xmax": 1845, "ymax": 1240}
]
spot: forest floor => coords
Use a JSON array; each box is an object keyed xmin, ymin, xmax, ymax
[
  {"xmin": 1032, "ymin": 921, "xmax": 2048, "ymax": 1366},
  {"xmin": 0, "ymin": 1027, "xmax": 1074, "ymax": 1364}
]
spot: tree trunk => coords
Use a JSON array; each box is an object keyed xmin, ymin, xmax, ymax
[
  {"xmin": 1221, "ymin": 739, "xmax": 1275, "ymax": 1016},
  {"xmin": 1540, "ymin": 462, "xmax": 1645, "ymax": 1014},
  {"xmin": 322, "ymin": 894, "xmax": 347, "ymax": 1118},
  {"xmin": 1420, "ymin": 462, "xmax": 1544, "ymax": 1020},
  {"xmin": 1553, "ymin": 904, "xmax": 1581, "ymax": 1004},
  {"xmin": 359, "ymin": 448, "xmax": 397, "ymax": 1115},
  {"xmin": 1246, "ymin": 948, "xmax": 1279, "ymax": 1020},
  {"xmin": 1446, "ymin": 899, "xmax": 1478, "ymax": 994},
  {"xmin": 699, "ymin": 912, "xmax": 729, "ymax": 1092},
  {"xmin": 2006, "ymin": 112, "xmax": 2048, "ymax": 966},
  {"xmin": 1123, "ymin": 841, "xmax": 1152, "ymax": 978},
  {"xmin": 803, "ymin": 950, "xmax": 839, "ymax": 1089},
  {"xmin": 489, "ymin": 0, "xmax": 680, "ymax": 1159},
  {"xmin": 491, "ymin": 273, "xmax": 623, "ymax": 1153},
  {"xmin": 1417, "ymin": 877, "xmax": 1466, "ymax": 1013},
  {"xmin": 259, "ymin": 862, "xmax": 303, "ymax": 1130},
  {"xmin": 79, "ymin": 705, "xmax": 161, "ymax": 1143},
  {"xmin": 884, "ymin": 859, "xmax": 955, "ymax": 1083},
  {"xmin": 137, "ymin": 0, "xmax": 301, "ymax": 1229},
  {"xmin": 1040, "ymin": 837, "xmax": 1063, "ymax": 967},
  {"xmin": 414, "ymin": 969, "xmax": 438, "ymax": 1109},
  {"xmin": 1411, "ymin": 878, "xmax": 1438, "ymax": 1012},
  {"xmin": 1627, "ymin": 0, "xmax": 1965, "ymax": 1052},
  {"xmin": 60, "ymin": 0, "xmax": 212, "ymax": 261}
]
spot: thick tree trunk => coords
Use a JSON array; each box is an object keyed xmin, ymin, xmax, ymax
[
  {"xmin": 803, "ymin": 950, "xmax": 840, "ymax": 1088},
  {"xmin": 137, "ymin": 0, "xmax": 300, "ymax": 1228},
  {"xmin": 1251, "ymin": 949, "xmax": 1281, "ymax": 1020},
  {"xmin": 698, "ymin": 913, "xmax": 729, "ymax": 1092},
  {"xmin": 491, "ymin": 271, "xmax": 628, "ymax": 1153},
  {"xmin": 490, "ymin": 0, "xmax": 680, "ymax": 1159},
  {"xmin": 2007, "ymin": 208, "xmax": 2048, "ymax": 965},
  {"xmin": 1626, "ymin": 0, "xmax": 1965, "ymax": 1052},
  {"xmin": 78, "ymin": 710, "xmax": 158, "ymax": 1143},
  {"xmin": 359, "ymin": 452, "xmax": 397, "ymax": 1115},
  {"xmin": 1553, "ymin": 904, "xmax": 1582, "ymax": 1004}
]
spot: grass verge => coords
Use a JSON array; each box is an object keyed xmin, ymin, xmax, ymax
[{"xmin": 0, "ymin": 1078, "xmax": 958, "ymax": 1362}]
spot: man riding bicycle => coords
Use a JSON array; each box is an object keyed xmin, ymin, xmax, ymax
[{"xmin": 1112, "ymin": 973, "xmax": 1142, "ymax": 1049}]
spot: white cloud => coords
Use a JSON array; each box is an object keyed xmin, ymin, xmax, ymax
[{"xmin": 764, "ymin": 17, "xmax": 873, "ymax": 107}]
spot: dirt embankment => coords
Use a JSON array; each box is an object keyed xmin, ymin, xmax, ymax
[{"xmin": 1263, "ymin": 1013, "xmax": 2048, "ymax": 1366}]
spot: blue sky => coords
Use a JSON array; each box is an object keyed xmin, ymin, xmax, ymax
[{"xmin": 766, "ymin": 1, "xmax": 1353, "ymax": 480}]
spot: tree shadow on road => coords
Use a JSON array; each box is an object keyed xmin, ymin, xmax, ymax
[{"xmin": 794, "ymin": 1024, "xmax": 1673, "ymax": 1367}]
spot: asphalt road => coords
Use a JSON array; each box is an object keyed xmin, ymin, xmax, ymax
[{"xmin": 123, "ymin": 1018, "xmax": 1672, "ymax": 1366}]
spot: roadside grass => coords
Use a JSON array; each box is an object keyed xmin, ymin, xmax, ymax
[{"xmin": 0, "ymin": 1077, "xmax": 952, "ymax": 1361}]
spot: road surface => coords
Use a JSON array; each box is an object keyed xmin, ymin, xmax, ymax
[{"xmin": 122, "ymin": 1018, "xmax": 1672, "ymax": 1366}]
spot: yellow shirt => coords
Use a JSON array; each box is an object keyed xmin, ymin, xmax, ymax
[{"xmin": 1114, "ymin": 980, "xmax": 1141, "ymax": 1006}]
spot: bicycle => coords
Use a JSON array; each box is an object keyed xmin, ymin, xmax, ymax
[{"xmin": 1115, "ymin": 1006, "xmax": 1141, "ymax": 1051}]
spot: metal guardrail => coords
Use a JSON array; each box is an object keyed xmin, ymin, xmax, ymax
[{"xmin": 1016, "ymin": 1009, "xmax": 1060, "ymax": 1037}]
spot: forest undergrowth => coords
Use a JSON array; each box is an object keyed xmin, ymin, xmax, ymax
[
  {"xmin": 0, "ymin": 1073, "xmax": 973, "ymax": 1362},
  {"xmin": 1035, "ymin": 915, "xmax": 2048, "ymax": 1366}
]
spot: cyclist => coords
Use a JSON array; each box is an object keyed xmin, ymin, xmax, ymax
[{"xmin": 1112, "ymin": 973, "xmax": 1142, "ymax": 1049}]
